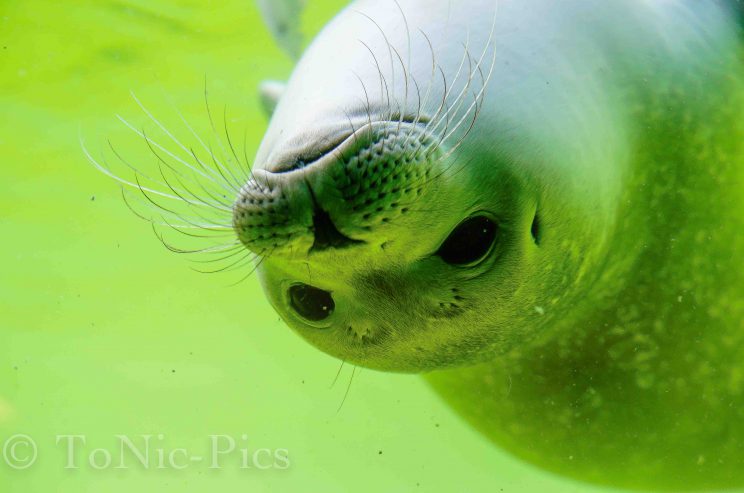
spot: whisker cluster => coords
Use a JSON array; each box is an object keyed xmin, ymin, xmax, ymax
[
  {"xmin": 82, "ymin": 84, "xmax": 260, "ymax": 283},
  {"xmin": 350, "ymin": 0, "xmax": 500, "ymax": 212}
]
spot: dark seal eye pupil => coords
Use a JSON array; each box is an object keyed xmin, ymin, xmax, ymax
[
  {"xmin": 289, "ymin": 284, "xmax": 335, "ymax": 321},
  {"xmin": 437, "ymin": 216, "xmax": 498, "ymax": 266}
]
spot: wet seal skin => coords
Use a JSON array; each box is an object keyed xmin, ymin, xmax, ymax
[{"xmin": 95, "ymin": 0, "xmax": 744, "ymax": 490}]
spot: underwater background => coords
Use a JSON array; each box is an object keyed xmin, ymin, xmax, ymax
[{"xmin": 1, "ymin": 1, "xmax": 630, "ymax": 491}]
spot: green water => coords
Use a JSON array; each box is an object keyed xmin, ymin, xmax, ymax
[{"xmin": 1, "ymin": 1, "xmax": 622, "ymax": 491}]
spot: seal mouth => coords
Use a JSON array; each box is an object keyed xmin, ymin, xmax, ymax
[
  {"xmin": 271, "ymin": 131, "xmax": 354, "ymax": 174},
  {"xmin": 267, "ymin": 114, "xmax": 430, "ymax": 175}
]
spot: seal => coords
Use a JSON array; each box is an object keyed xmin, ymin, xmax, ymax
[
  {"xmin": 95, "ymin": 0, "xmax": 744, "ymax": 490},
  {"xmin": 234, "ymin": 0, "xmax": 744, "ymax": 489}
]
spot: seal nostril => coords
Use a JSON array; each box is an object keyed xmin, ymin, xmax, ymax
[
  {"xmin": 531, "ymin": 212, "xmax": 541, "ymax": 245},
  {"xmin": 289, "ymin": 284, "xmax": 335, "ymax": 322}
]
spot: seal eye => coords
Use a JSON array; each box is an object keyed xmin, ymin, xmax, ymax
[
  {"xmin": 437, "ymin": 216, "xmax": 498, "ymax": 266},
  {"xmin": 289, "ymin": 284, "xmax": 335, "ymax": 322}
]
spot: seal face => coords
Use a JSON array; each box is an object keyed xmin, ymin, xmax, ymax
[
  {"xmin": 233, "ymin": 112, "xmax": 541, "ymax": 372},
  {"xmin": 228, "ymin": 0, "xmax": 557, "ymax": 372}
]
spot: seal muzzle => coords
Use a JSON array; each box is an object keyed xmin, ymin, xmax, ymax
[{"xmin": 233, "ymin": 122, "xmax": 441, "ymax": 257}]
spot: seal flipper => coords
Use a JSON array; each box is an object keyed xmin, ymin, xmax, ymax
[
  {"xmin": 255, "ymin": 0, "xmax": 306, "ymax": 60},
  {"xmin": 259, "ymin": 80, "xmax": 287, "ymax": 118}
]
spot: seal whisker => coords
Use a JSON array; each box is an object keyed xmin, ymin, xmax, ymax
[
  {"xmin": 436, "ymin": 90, "xmax": 484, "ymax": 165},
  {"xmin": 422, "ymin": 31, "xmax": 473, "ymax": 139},
  {"xmin": 342, "ymin": 109, "xmax": 363, "ymax": 149},
  {"xmin": 202, "ymin": 139, "xmax": 245, "ymax": 198},
  {"xmin": 89, "ymin": 89, "xmax": 265, "ymax": 276},
  {"xmin": 228, "ymin": 247, "xmax": 272, "ymax": 287},
  {"xmin": 396, "ymin": 55, "xmax": 447, "ymax": 161},
  {"xmin": 202, "ymin": 81, "xmax": 246, "ymax": 192},
  {"xmin": 353, "ymin": 72, "xmax": 376, "ymax": 132},
  {"xmin": 189, "ymin": 245, "xmax": 251, "ymax": 264},
  {"xmin": 119, "ymin": 185, "xmax": 163, "ymax": 225},
  {"xmin": 174, "ymin": 106, "xmax": 257, "ymax": 202},
  {"xmin": 357, "ymin": 12, "xmax": 399, "ymax": 118},
  {"xmin": 184, "ymin": 144, "xmax": 249, "ymax": 205},
  {"xmin": 436, "ymin": 45, "xmax": 494, "ymax": 157},
  {"xmin": 158, "ymin": 228, "xmax": 237, "ymax": 249},
  {"xmin": 137, "ymin": 131, "xmax": 236, "ymax": 211},
  {"xmin": 159, "ymin": 85, "xmax": 249, "ymax": 190},
  {"xmin": 161, "ymin": 225, "xmax": 236, "ymax": 236},
  {"xmin": 408, "ymin": 3, "xmax": 497, "ymax": 173},
  {"xmin": 119, "ymin": 160, "xmax": 236, "ymax": 243},
  {"xmin": 434, "ymin": 4, "xmax": 499, "ymax": 158},
  {"xmin": 424, "ymin": 43, "xmax": 477, "ymax": 156},
  {"xmin": 425, "ymin": 61, "xmax": 450, "ymax": 139},
  {"xmin": 130, "ymin": 91, "xmax": 239, "ymax": 194},
  {"xmin": 419, "ymin": 27, "xmax": 465, "ymax": 123},
  {"xmin": 191, "ymin": 249, "xmax": 258, "ymax": 274},
  {"xmin": 424, "ymin": 39, "xmax": 487, "ymax": 160},
  {"xmin": 404, "ymin": 73, "xmax": 424, "ymax": 144},
  {"xmin": 131, "ymin": 174, "xmax": 221, "ymax": 231},
  {"xmin": 400, "ymin": 63, "xmax": 448, "ymax": 161},
  {"xmin": 111, "ymin": 141, "xmax": 231, "ymax": 225},
  {"xmin": 182, "ymin": 242, "xmax": 244, "ymax": 256},
  {"xmin": 157, "ymin": 213, "xmax": 234, "ymax": 236},
  {"xmin": 396, "ymin": 29, "xmax": 451, "ymax": 155},
  {"xmin": 116, "ymin": 114, "xmax": 233, "ymax": 196},
  {"xmin": 146, "ymin": 152, "xmax": 237, "ymax": 227},
  {"xmin": 222, "ymin": 105, "xmax": 253, "ymax": 185},
  {"xmin": 336, "ymin": 365, "xmax": 358, "ymax": 413},
  {"xmin": 402, "ymin": 29, "xmax": 438, "ymax": 134},
  {"xmin": 84, "ymin": 143, "xmax": 231, "ymax": 212},
  {"xmin": 151, "ymin": 224, "xmax": 237, "ymax": 255},
  {"xmin": 390, "ymin": 43, "xmax": 410, "ymax": 133},
  {"xmin": 106, "ymin": 137, "xmax": 187, "ymax": 196},
  {"xmin": 391, "ymin": 32, "xmax": 410, "ymax": 132},
  {"xmin": 422, "ymin": 54, "xmax": 472, "ymax": 160},
  {"xmin": 330, "ymin": 360, "xmax": 346, "ymax": 389},
  {"xmin": 393, "ymin": 0, "xmax": 413, "ymax": 132},
  {"xmin": 154, "ymin": 167, "xmax": 235, "ymax": 222},
  {"xmin": 107, "ymin": 111, "xmax": 246, "ymax": 264},
  {"xmin": 359, "ymin": 40, "xmax": 394, "ymax": 126},
  {"xmin": 120, "ymin": 185, "xmax": 235, "ymax": 237}
]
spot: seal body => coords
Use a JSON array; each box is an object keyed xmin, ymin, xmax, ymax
[{"xmin": 235, "ymin": 0, "xmax": 744, "ymax": 489}]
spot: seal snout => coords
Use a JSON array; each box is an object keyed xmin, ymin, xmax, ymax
[{"xmin": 232, "ymin": 122, "xmax": 440, "ymax": 257}]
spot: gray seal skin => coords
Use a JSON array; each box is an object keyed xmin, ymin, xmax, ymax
[{"xmin": 234, "ymin": 0, "xmax": 744, "ymax": 489}]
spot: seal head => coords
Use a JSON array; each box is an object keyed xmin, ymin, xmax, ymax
[
  {"xmin": 233, "ymin": 0, "xmax": 630, "ymax": 373},
  {"xmin": 234, "ymin": 115, "xmax": 542, "ymax": 372}
]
